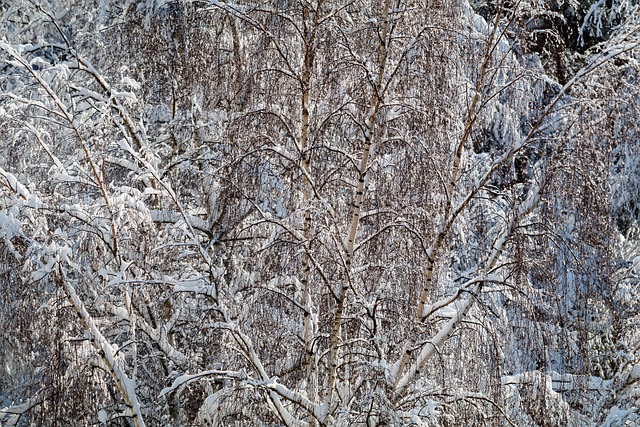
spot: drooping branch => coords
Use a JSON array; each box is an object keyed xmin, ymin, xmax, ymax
[
  {"xmin": 55, "ymin": 267, "xmax": 146, "ymax": 427},
  {"xmin": 0, "ymin": 42, "xmax": 121, "ymax": 264},
  {"xmin": 325, "ymin": 0, "xmax": 392, "ymax": 412}
]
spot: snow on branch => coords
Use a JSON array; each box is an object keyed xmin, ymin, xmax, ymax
[
  {"xmin": 0, "ymin": 398, "xmax": 41, "ymax": 427},
  {"xmin": 149, "ymin": 209, "xmax": 211, "ymax": 235},
  {"xmin": 159, "ymin": 370, "xmax": 248, "ymax": 398},
  {"xmin": 55, "ymin": 267, "xmax": 146, "ymax": 427},
  {"xmin": 0, "ymin": 166, "xmax": 30, "ymax": 199}
]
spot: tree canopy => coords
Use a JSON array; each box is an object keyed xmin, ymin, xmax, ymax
[{"xmin": 1, "ymin": 0, "xmax": 640, "ymax": 426}]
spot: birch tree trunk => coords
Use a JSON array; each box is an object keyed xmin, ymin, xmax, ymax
[{"xmin": 2, "ymin": 0, "xmax": 640, "ymax": 425}]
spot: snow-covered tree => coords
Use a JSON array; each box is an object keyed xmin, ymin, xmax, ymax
[{"xmin": 2, "ymin": 0, "xmax": 640, "ymax": 426}]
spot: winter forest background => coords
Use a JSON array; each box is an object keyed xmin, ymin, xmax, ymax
[{"xmin": 1, "ymin": 0, "xmax": 640, "ymax": 426}]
